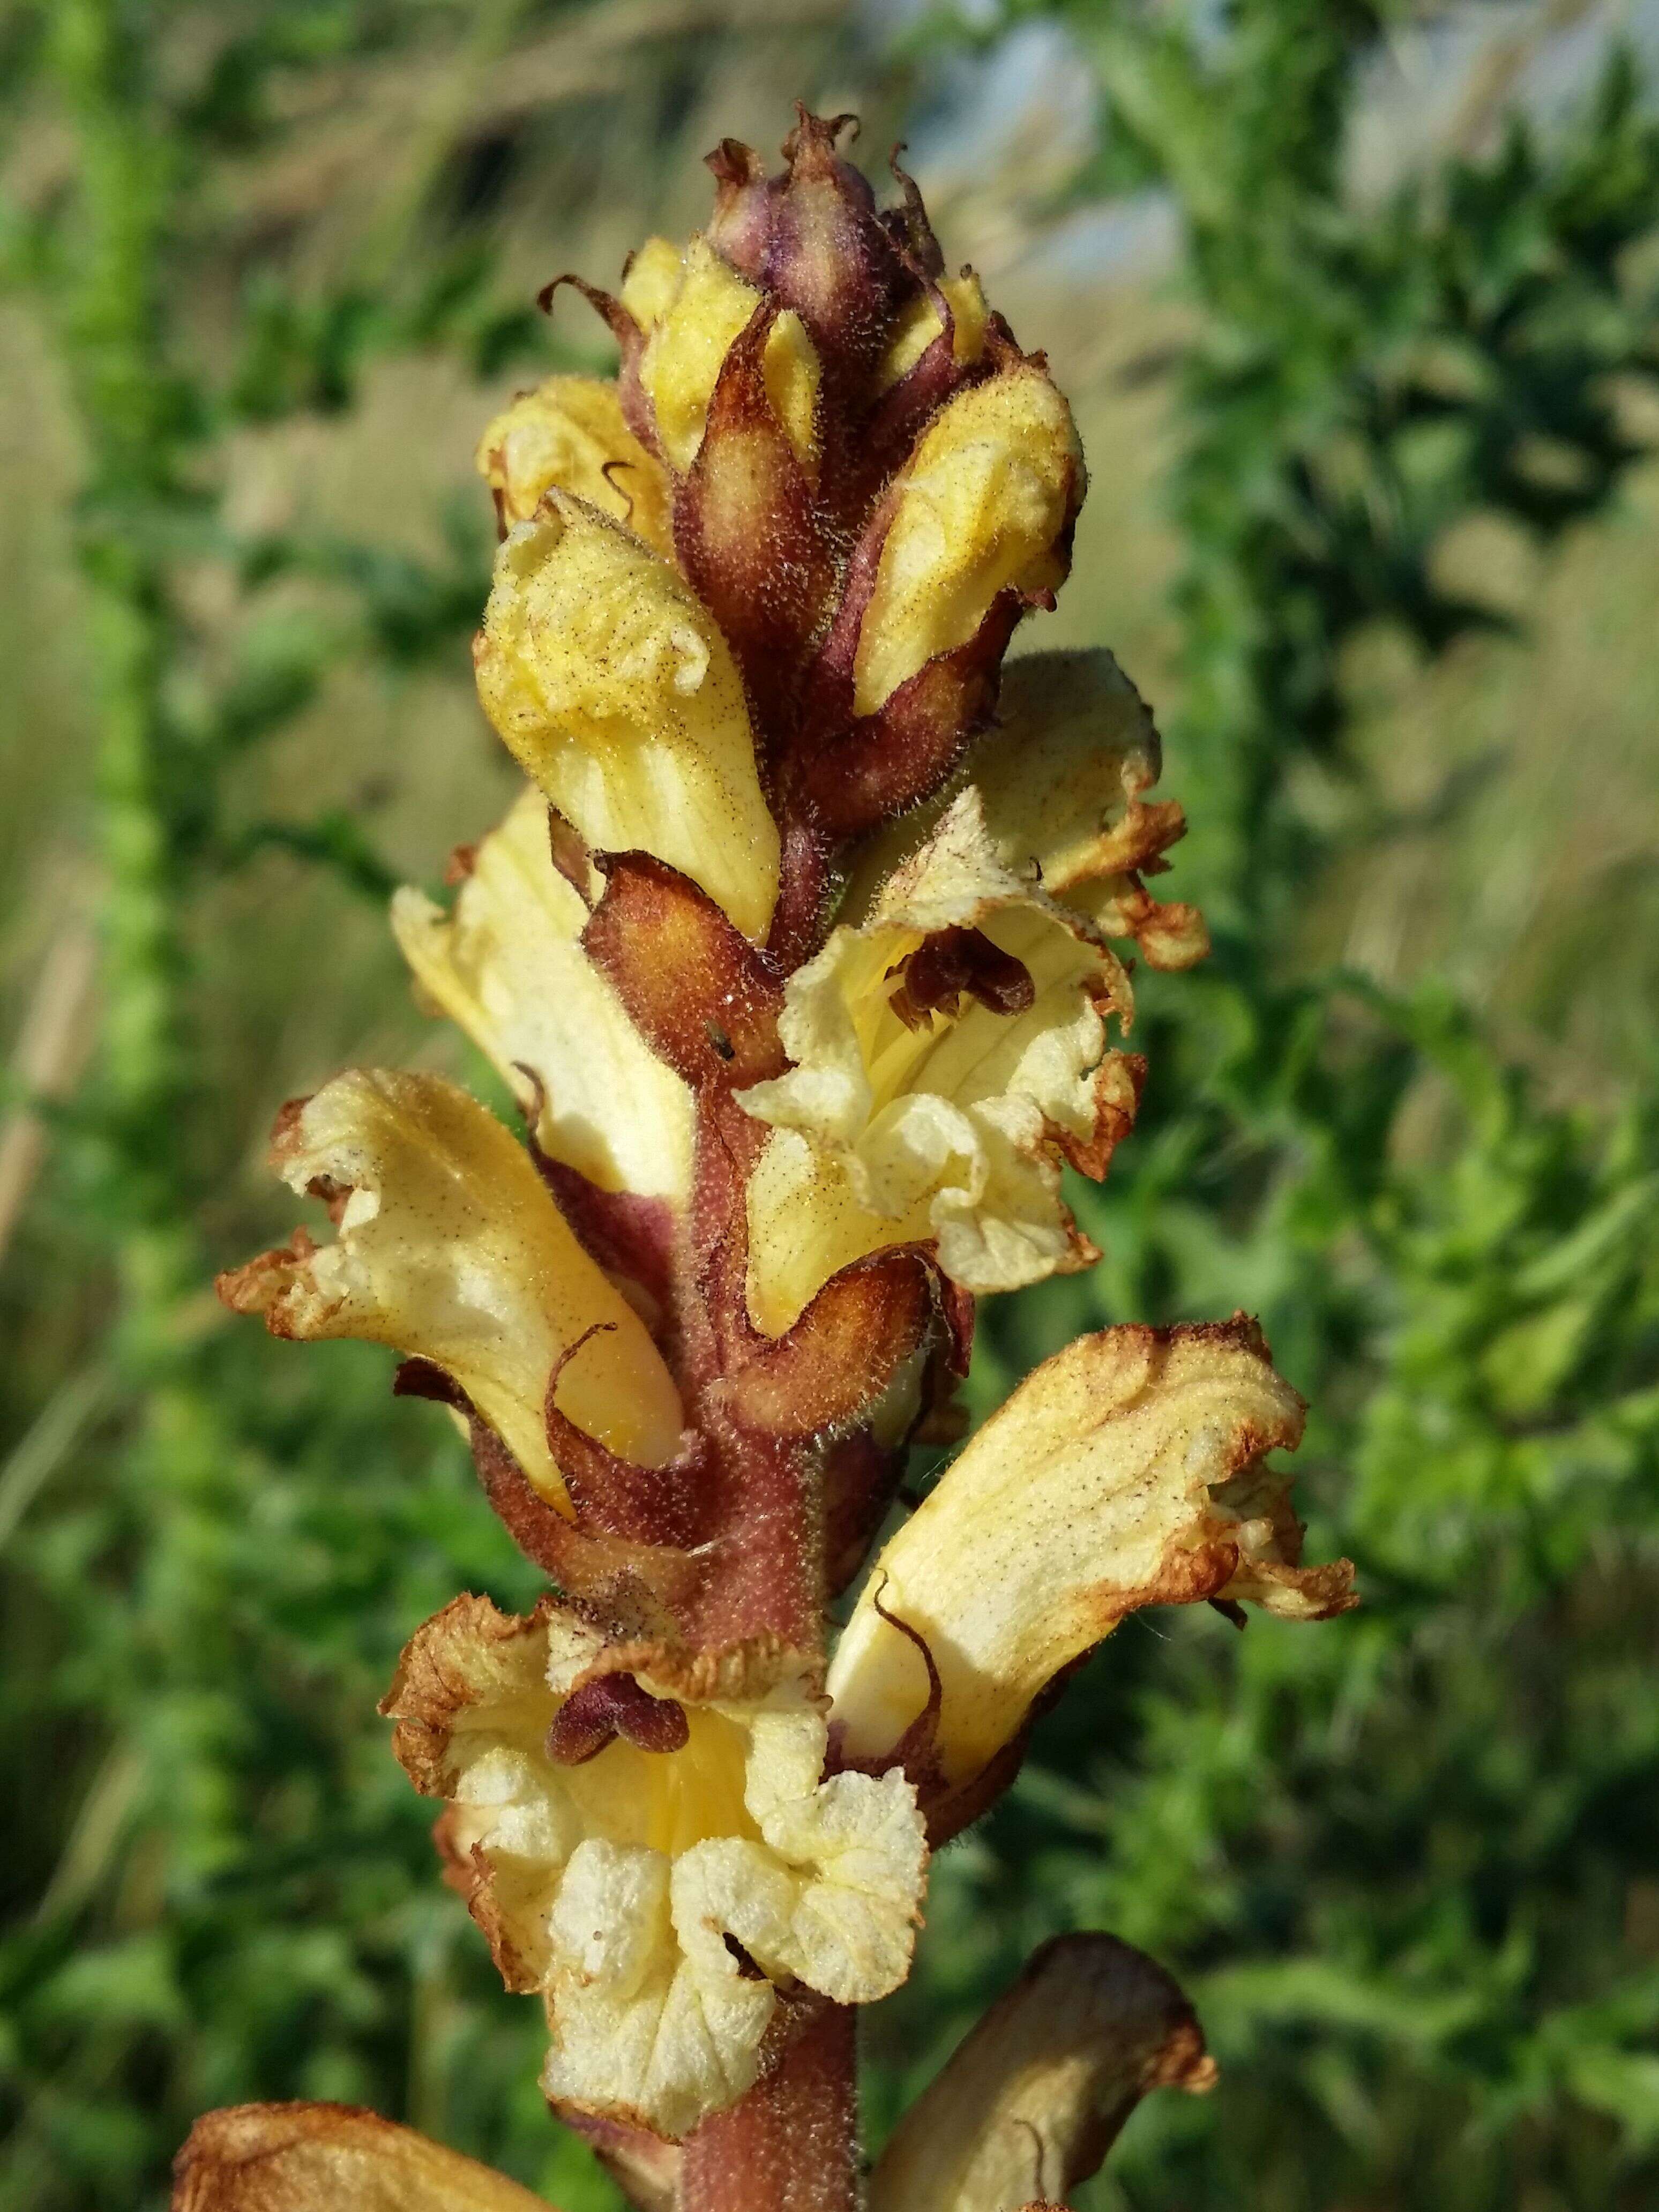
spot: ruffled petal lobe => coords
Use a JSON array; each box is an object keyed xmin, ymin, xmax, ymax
[
  {"xmin": 216, "ymin": 1070, "xmax": 683, "ymax": 1501},
  {"xmin": 475, "ymin": 373, "xmax": 673, "ymax": 550},
  {"xmin": 827, "ymin": 1318, "xmax": 1356, "ymax": 1793}
]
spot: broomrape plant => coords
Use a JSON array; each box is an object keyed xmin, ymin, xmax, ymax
[{"xmin": 185, "ymin": 111, "xmax": 1353, "ymax": 2212}]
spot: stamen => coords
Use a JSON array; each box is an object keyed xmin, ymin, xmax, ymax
[
  {"xmin": 887, "ymin": 925, "xmax": 1035, "ymax": 1030},
  {"xmin": 545, "ymin": 1672, "xmax": 691, "ymax": 1764}
]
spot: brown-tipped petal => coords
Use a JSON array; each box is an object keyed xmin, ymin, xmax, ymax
[
  {"xmin": 675, "ymin": 297, "xmax": 835, "ymax": 719},
  {"xmin": 868, "ymin": 1935, "xmax": 1215, "ymax": 2212},
  {"xmin": 719, "ymin": 1250, "xmax": 935, "ymax": 1438},
  {"xmin": 841, "ymin": 648, "xmax": 1207, "ymax": 973},
  {"xmin": 828, "ymin": 1318, "xmax": 1356, "ymax": 1798},
  {"xmin": 170, "ymin": 2102, "xmax": 549, "ymax": 2212},
  {"xmin": 216, "ymin": 1070, "xmax": 683, "ymax": 1505},
  {"xmin": 582, "ymin": 853, "xmax": 786, "ymax": 1089},
  {"xmin": 558, "ymin": 2111, "xmax": 681, "ymax": 2212}
]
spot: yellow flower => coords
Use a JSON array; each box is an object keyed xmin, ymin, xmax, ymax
[
  {"xmin": 216, "ymin": 1068, "xmax": 683, "ymax": 1508},
  {"xmin": 208, "ymin": 114, "xmax": 1357, "ymax": 2207},
  {"xmin": 844, "ymin": 647, "xmax": 1209, "ymax": 969},
  {"xmin": 739, "ymin": 786, "xmax": 1139, "ymax": 1335},
  {"xmin": 853, "ymin": 362, "xmax": 1083, "ymax": 718},
  {"xmin": 740, "ymin": 649, "xmax": 1208, "ymax": 1334},
  {"xmin": 473, "ymin": 494, "xmax": 781, "ymax": 942},
  {"xmin": 827, "ymin": 1317, "xmax": 1355, "ymax": 1822},
  {"xmin": 391, "ymin": 785, "xmax": 694, "ymax": 1208},
  {"xmin": 385, "ymin": 1596, "xmax": 927, "ymax": 2141},
  {"xmin": 474, "ymin": 373, "xmax": 673, "ymax": 550}
]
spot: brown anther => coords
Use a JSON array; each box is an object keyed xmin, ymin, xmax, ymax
[
  {"xmin": 887, "ymin": 926, "xmax": 1036, "ymax": 1031},
  {"xmin": 545, "ymin": 1672, "xmax": 691, "ymax": 1765},
  {"xmin": 444, "ymin": 841, "xmax": 479, "ymax": 886}
]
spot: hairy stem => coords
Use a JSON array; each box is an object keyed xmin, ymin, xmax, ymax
[{"xmin": 679, "ymin": 2001, "xmax": 860, "ymax": 2212}]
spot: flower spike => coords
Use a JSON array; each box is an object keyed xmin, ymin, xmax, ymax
[{"xmin": 210, "ymin": 107, "xmax": 1355, "ymax": 2188}]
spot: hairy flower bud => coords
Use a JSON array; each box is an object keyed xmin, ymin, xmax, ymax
[
  {"xmin": 704, "ymin": 108, "xmax": 920, "ymax": 374},
  {"xmin": 474, "ymin": 496, "xmax": 780, "ymax": 940},
  {"xmin": 851, "ymin": 364, "xmax": 1082, "ymax": 719}
]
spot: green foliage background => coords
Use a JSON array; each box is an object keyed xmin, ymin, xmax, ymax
[{"xmin": 2, "ymin": 4, "xmax": 1657, "ymax": 2207}]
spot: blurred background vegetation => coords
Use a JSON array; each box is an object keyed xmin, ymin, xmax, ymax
[{"xmin": 2, "ymin": 2, "xmax": 1657, "ymax": 2207}]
